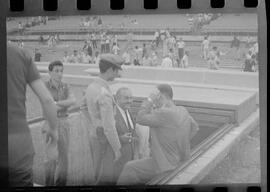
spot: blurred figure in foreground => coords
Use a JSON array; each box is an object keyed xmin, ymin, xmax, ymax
[{"xmin": 7, "ymin": 43, "xmax": 58, "ymax": 186}]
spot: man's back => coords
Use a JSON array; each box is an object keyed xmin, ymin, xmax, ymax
[
  {"xmin": 7, "ymin": 44, "xmax": 40, "ymax": 164},
  {"xmin": 7, "ymin": 43, "xmax": 43, "ymax": 186},
  {"xmin": 149, "ymin": 106, "xmax": 194, "ymax": 172}
]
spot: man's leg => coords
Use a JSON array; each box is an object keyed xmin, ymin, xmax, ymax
[
  {"xmin": 117, "ymin": 158, "xmax": 157, "ymax": 185},
  {"xmin": 42, "ymin": 127, "xmax": 57, "ymax": 186},
  {"xmin": 55, "ymin": 121, "xmax": 70, "ymax": 186}
]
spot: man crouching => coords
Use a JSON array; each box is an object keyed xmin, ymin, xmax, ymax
[{"xmin": 117, "ymin": 84, "xmax": 199, "ymax": 185}]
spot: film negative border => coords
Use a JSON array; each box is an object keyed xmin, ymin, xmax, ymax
[
  {"xmin": 0, "ymin": 0, "xmax": 267, "ymax": 192},
  {"xmin": 3, "ymin": 0, "xmax": 260, "ymax": 16},
  {"xmin": 8, "ymin": 0, "xmax": 260, "ymax": 12}
]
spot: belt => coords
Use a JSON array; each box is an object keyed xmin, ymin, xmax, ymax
[{"xmin": 57, "ymin": 114, "xmax": 69, "ymax": 118}]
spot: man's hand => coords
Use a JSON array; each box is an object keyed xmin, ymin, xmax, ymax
[
  {"xmin": 45, "ymin": 129, "xmax": 58, "ymax": 145},
  {"xmin": 45, "ymin": 129, "xmax": 58, "ymax": 161},
  {"xmin": 149, "ymin": 89, "xmax": 161, "ymax": 103},
  {"xmin": 114, "ymin": 150, "xmax": 121, "ymax": 162},
  {"xmin": 120, "ymin": 132, "xmax": 132, "ymax": 143}
]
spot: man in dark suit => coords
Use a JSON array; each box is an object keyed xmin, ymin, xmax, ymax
[{"xmin": 114, "ymin": 87, "xmax": 139, "ymax": 181}]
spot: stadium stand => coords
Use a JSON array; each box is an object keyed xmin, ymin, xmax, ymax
[{"xmin": 202, "ymin": 14, "xmax": 257, "ymax": 35}]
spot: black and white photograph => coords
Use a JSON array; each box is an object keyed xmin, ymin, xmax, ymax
[{"xmin": 6, "ymin": 13, "xmax": 260, "ymax": 187}]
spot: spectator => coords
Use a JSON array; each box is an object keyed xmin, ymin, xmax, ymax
[
  {"xmin": 243, "ymin": 53, "xmax": 254, "ymax": 72},
  {"xmin": 92, "ymin": 51, "xmax": 100, "ymax": 65},
  {"xmin": 92, "ymin": 33, "xmax": 97, "ymax": 49},
  {"xmin": 81, "ymin": 50, "xmax": 92, "ymax": 64},
  {"xmin": 150, "ymin": 52, "xmax": 158, "ymax": 67},
  {"xmin": 201, "ymin": 36, "xmax": 210, "ymax": 59},
  {"xmin": 18, "ymin": 22, "xmax": 23, "ymax": 34},
  {"xmin": 34, "ymin": 48, "xmax": 42, "ymax": 62},
  {"xmin": 62, "ymin": 51, "xmax": 70, "ymax": 63},
  {"xmin": 161, "ymin": 55, "xmax": 173, "ymax": 68},
  {"xmin": 112, "ymin": 43, "xmax": 120, "ymax": 55},
  {"xmin": 181, "ymin": 51, "xmax": 189, "ymax": 68},
  {"xmin": 142, "ymin": 43, "xmax": 147, "ymax": 58},
  {"xmin": 97, "ymin": 16, "xmax": 102, "ymax": 26},
  {"xmin": 69, "ymin": 50, "xmax": 80, "ymax": 63},
  {"xmin": 154, "ymin": 30, "xmax": 160, "ymax": 47},
  {"xmin": 100, "ymin": 34, "xmax": 106, "ymax": 54},
  {"xmin": 83, "ymin": 40, "xmax": 93, "ymax": 57},
  {"xmin": 231, "ymin": 36, "xmax": 240, "ymax": 50},
  {"xmin": 133, "ymin": 46, "xmax": 142, "ymax": 66},
  {"xmin": 142, "ymin": 54, "xmax": 152, "ymax": 67},
  {"xmin": 126, "ymin": 31, "xmax": 133, "ymax": 49},
  {"xmin": 208, "ymin": 46, "xmax": 219, "ymax": 70},
  {"xmin": 105, "ymin": 35, "xmax": 111, "ymax": 53},
  {"xmin": 177, "ymin": 37, "xmax": 185, "ymax": 63},
  {"xmin": 18, "ymin": 40, "xmax": 24, "ymax": 48},
  {"xmin": 122, "ymin": 49, "xmax": 131, "ymax": 65},
  {"xmin": 39, "ymin": 35, "xmax": 45, "ymax": 44}
]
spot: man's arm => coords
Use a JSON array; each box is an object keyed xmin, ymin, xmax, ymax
[
  {"xmin": 189, "ymin": 116, "xmax": 199, "ymax": 139},
  {"xmin": 56, "ymin": 84, "xmax": 76, "ymax": 108},
  {"xmin": 136, "ymin": 99, "xmax": 164, "ymax": 128},
  {"xmin": 98, "ymin": 93, "xmax": 121, "ymax": 158},
  {"xmin": 30, "ymin": 79, "xmax": 58, "ymax": 142}
]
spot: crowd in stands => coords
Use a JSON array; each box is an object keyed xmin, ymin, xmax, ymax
[
  {"xmin": 242, "ymin": 40, "xmax": 258, "ymax": 72},
  {"xmin": 58, "ymin": 29, "xmax": 191, "ymax": 68},
  {"xmin": 55, "ymin": 28, "xmax": 258, "ymax": 73},
  {"xmin": 17, "ymin": 16, "xmax": 49, "ymax": 34},
  {"xmin": 187, "ymin": 13, "xmax": 221, "ymax": 33},
  {"xmin": 10, "ymin": 14, "xmax": 257, "ymax": 72}
]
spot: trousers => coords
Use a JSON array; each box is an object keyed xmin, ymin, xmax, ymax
[
  {"xmin": 117, "ymin": 158, "xmax": 158, "ymax": 185},
  {"xmin": 43, "ymin": 118, "xmax": 70, "ymax": 186}
]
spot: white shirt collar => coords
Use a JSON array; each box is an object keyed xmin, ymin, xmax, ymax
[{"xmin": 117, "ymin": 105, "xmax": 134, "ymax": 129}]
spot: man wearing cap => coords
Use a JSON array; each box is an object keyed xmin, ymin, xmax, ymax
[
  {"xmin": 85, "ymin": 53, "xmax": 124, "ymax": 185},
  {"xmin": 117, "ymin": 84, "xmax": 199, "ymax": 185}
]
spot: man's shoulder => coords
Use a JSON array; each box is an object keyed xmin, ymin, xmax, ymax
[
  {"xmin": 8, "ymin": 43, "xmax": 30, "ymax": 61},
  {"xmin": 86, "ymin": 81, "xmax": 110, "ymax": 97}
]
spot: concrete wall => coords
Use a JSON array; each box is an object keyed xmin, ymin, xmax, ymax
[
  {"xmin": 40, "ymin": 73, "xmax": 257, "ymax": 124},
  {"xmin": 36, "ymin": 62, "xmax": 94, "ymax": 76},
  {"xmin": 85, "ymin": 66, "xmax": 259, "ymax": 104}
]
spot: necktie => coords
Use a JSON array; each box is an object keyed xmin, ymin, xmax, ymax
[
  {"xmin": 125, "ymin": 110, "xmax": 133, "ymax": 131},
  {"xmin": 125, "ymin": 110, "xmax": 134, "ymax": 159}
]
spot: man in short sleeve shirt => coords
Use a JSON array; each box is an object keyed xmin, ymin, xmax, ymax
[
  {"xmin": 44, "ymin": 61, "xmax": 76, "ymax": 186},
  {"xmin": 7, "ymin": 43, "xmax": 58, "ymax": 186}
]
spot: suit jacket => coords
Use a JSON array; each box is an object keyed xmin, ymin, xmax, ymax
[
  {"xmin": 137, "ymin": 100, "xmax": 199, "ymax": 174},
  {"xmin": 114, "ymin": 106, "xmax": 138, "ymax": 179}
]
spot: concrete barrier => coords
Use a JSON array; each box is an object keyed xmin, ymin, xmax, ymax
[
  {"xmin": 85, "ymin": 66, "xmax": 259, "ymax": 88},
  {"xmin": 36, "ymin": 61, "xmax": 95, "ymax": 75},
  {"xmin": 85, "ymin": 66, "xmax": 259, "ymax": 104},
  {"xmin": 41, "ymin": 73, "xmax": 257, "ymax": 124}
]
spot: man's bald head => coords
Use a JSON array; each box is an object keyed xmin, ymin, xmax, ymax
[{"xmin": 116, "ymin": 87, "xmax": 133, "ymax": 111}]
